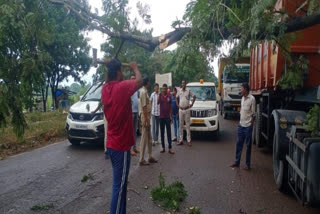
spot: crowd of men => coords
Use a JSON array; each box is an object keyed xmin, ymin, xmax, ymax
[
  {"xmin": 100, "ymin": 59, "xmax": 255, "ymax": 214},
  {"xmin": 130, "ymin": 77, "xmax": 196, "ymax": 165}
]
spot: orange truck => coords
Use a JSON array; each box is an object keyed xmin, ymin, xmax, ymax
[{"xmin": 249, "ymin": 0, "xmax": 320, "ymax": 205}]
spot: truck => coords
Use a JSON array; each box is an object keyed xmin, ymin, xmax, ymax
[
  {"xmin": 217, "ymin": 57, "xmax": 250, "ymax": 119},
  {"xmin": 249, "ymin": 0, "xmax": 320, "ymax": 205}
]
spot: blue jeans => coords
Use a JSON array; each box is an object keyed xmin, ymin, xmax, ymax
[
  {"xmin": 107, "ymin": 148, "xmax": 131, "ymax": 214},
  {"xmin": 172, "ymin": 114, "xmax": 179, "ymax": 139},
  {"xmin": 235, "ymin": 125, "xmax": 253, "ymax": 167},
  {"xmin": 151, "ymin": 115, "xmax": 159, "ymax": 141}
]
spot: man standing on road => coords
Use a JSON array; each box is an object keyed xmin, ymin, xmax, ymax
[
  {"xmin": 130, "ymin": 75, "xmax": 140, "ymax": 156},
  {"xmin": 158, "ymin": 84, "xmax": 174, "ymax": 154},
  {"xmin": 139, "ymin": 77, "xmax": 158, "ymax": 166},
  {"xmin": 150, "ymin": 83, "xmax": 160, "ymax": 146},
  {"xmin": 230, "ymin": 83, "xmax": 256, "ymax": 170},
  {"xmin": 176, "ymin": 80, "xmax": 196, "ymax": 147},
  {"xmin": 101, "ymin": 59, "xmax": 142, "ymax": 214}
]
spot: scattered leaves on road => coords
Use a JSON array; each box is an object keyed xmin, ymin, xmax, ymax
[
  {"xmin": 81, "ymin": 173, "xmax": 94, "ymax": 183},
  {"xmin": 187, "ymin": 206, "xmax": 201, "ymax": 214},
  {"xmin": 151, "ymin": 173, "xmax": 187, "ymax": 211},
  {"xmin": 30, "ymin": 203, "xmax": 54, "ymax": 211}
]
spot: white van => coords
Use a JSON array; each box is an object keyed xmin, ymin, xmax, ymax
[
  {"xmin": 65, "ymin": 82, "xmax": 105, "ymax": 145},
  {"xmin": 187, "ymin": 80, "xmax": 219, "ymax": 137}
]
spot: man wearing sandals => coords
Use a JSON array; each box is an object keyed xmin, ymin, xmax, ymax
[
  {"xmin": 139, "ymin": 77, "xmax": 158, "ymax": 166},
  {"xmin": 176, "ymin": 80, "xmax": 196, "ymax": 147}
]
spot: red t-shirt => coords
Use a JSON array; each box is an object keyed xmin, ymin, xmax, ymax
[
  {"xmin": 101, "ymin": 80, "xmax": 137, "ymax": 151},
  {"xmin": 159, "ymin": 94, "xmax": 171, "ymax": 119}
]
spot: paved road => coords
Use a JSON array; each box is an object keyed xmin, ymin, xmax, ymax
[{"xmin": 1, "ymin": 118, "xmax": 319, "ymax": 214}]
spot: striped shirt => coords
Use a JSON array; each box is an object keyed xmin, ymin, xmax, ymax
[{"xmin": 150, "ymin": 92, "xmax": 160, "ymax": 116}]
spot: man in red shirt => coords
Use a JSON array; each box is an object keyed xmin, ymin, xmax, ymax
[{"xmin": 101, "ymin": 59, "xmax": 142, "ymax": 214}]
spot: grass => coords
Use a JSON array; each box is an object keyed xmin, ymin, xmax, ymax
[
  {"xmin": 30, "ymin": 203, "xmax": 54, "ymax": 211},
  {"xmin": 151, "ymin": 173, "xmax": 187, "ymax": 211},
  {"xmin": 0, "ymin": 111, "xmax": 67, "ymax": 159}
]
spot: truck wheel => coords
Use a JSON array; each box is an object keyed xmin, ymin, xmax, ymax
[
  {"xmin": 272, "ymin": 133, "xmax": 288, "ymax": 192},
  {"xmin": 255, "ymin": 104, "xmax": 263, "ymax": 147},
  {"xmin": 69, "ymin": 138, "xmax": 81, "ymax": 146}
]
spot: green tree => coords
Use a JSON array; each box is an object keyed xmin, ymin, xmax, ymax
[{"xmin": 0, "ymin": 0, "xmax": 91, "ymax": 137}]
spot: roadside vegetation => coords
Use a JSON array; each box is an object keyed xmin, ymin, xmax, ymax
[{"xmin": 0, "ymin": 111, "xmax": 67, "ymax": 160}]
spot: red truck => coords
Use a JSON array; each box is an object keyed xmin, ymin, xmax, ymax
[{"xmin": 249, "ymin": 0, "xmax": 320, "ymax": 205}]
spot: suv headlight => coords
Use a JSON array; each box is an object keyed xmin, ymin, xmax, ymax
[
  {"xmin": 93, "ymin": 113, "xmax": 104, "ymax": 121},
  {"xmin": 207, "ymin": 109, "xmax": 217, "ymax": 117},
  {"xmin": 68, "ymin": 113, "xmax": 73, "ymax": 120}
]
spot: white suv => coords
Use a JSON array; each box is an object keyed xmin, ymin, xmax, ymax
[
  {"xmin": 65, "ymin": 82, "xmax": 105, "ymax": 145},
  {"xmin": 187, "ymin": 81, "xmax": 219, "ymax": 137}
]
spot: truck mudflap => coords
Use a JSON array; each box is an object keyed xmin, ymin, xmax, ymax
[
  {"xmin": 271, "ymin": 110, "xmax": 307, "ymax": 192},
  {"xmin": 286, "ymin": 126, "xmax": 320, "ymax": 206}
]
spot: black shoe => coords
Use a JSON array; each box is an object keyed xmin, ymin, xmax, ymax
[{"xmin": 230, "ymin": 163, "xmax": 239, "ymax": 168}]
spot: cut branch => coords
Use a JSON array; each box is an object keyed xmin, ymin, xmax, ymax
[{"xmin": 48, "ymin": 0, "xmax": 320, "ymax": 51}]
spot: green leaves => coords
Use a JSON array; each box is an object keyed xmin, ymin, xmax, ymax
[
  {"xmin": 151, "ymin": 173, "xmax": 187, "ymax": 211},
  {"xmin": 306, "ymin": 105, "xmax": 320, "ymax": 137}
]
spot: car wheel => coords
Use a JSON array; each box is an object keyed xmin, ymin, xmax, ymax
[
  {"xmin": 212, "ymin": 124, "xmax": 220, "ymax": 139},
  {"xmin": 69, "ymin": 138, "xmax": 81, "ymax": 146}
]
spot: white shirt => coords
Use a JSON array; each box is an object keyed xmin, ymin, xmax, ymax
[
  {"xmin": 150, "ymin": 92, "xmax": 160, "ymax": 116},
  {"xmin": 240, "ymin": 94, "xmax": 256, "ymax": 127},
  {"xmin": 177, "ymin": 88, "xmax": 194, "ymax": 109}
]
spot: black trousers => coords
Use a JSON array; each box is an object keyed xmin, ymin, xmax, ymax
[{"xmin": 159, "ymin": 118, "xmax": 172, "ymax": 149}]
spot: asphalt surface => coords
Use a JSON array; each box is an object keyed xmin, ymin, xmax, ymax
[{"xmin": 1, "ymin": 118, "xmax": 320, "ymax": 214}]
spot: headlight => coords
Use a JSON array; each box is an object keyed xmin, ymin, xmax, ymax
[
  {"xmin": 68, "ymin": 113, "xmax": 73, "ymax": 120},
  {"xmin": 93, "ymin": 113, "xmax": 104, "ymax": 121},
  {"xmin": 207, "ymin": 109, "xmax": 217, "ymax": 117}
]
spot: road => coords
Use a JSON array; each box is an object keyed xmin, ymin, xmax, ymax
[{"xmin": 1, "ymin": 118, "xmax": 319, "ymax": 214}]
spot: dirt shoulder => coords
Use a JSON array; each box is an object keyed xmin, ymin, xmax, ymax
[{"xmin": 0, "ymin": 111, "xmax": 67, "ymax": 160}]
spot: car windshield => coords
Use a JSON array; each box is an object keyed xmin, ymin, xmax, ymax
[
  {"xmin": 82, "ymin": 83, "xmax": 102, "ymax": 101},
  {"xmin": 187, "ymin": 86, "xmax": 216, "ymax": 101},
  {"xmin": 223, "ymin": 66, "xmax": 249, "ymax": 83}
]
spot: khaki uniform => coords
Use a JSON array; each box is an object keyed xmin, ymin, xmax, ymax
[
  {"xmin": 177, "ymin": 88, "xmax": 194, "ymax": 142},
  {"xmin": 139, "ymin": 87, "xmax": 153, "ymax": 162}
]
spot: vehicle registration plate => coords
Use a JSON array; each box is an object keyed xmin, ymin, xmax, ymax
[
  {"xmin": 192, "ymin": 119, "xmax": 204, "ymax": 124},
  {"xmin": 75, "ymin": 124, "xmax": 88, "ymax": 129}
]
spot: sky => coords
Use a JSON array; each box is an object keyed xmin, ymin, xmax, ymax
[{"xmin": 64, "ymin": 0, "xmax": 227, "ymax": 86}]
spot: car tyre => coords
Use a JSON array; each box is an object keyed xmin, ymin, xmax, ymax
[{"xmin": 69, "ymin": 138, "xmax": 81, "ymax": 146}]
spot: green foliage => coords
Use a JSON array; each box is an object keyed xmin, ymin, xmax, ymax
[
  {"xmin": 0, "ymin": 0, "xmax": 90, "ymax": 137},
  {"xmin": 151, "ymin": 173, "xmax": 187, "ymax": 211},
  {"xmin": 306, "ymin": 105, "xmax": 320, "ymax": 137},
  {"xmin": 30, "ymin": 203, "xmax": 54, "ymax": 211},
  {"xmin": 278, "ymin": 56, "xmax": 308, "ymax": 89}
]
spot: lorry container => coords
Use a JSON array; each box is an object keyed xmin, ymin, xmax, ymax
[{"xmin": 249, "ymin": 0, "xmax": 320, "ymax": 205}]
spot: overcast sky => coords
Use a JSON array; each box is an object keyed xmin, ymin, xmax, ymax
[{"xmin": 64, "ymin": 0, "xmax": 226, "ymax": 86}]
